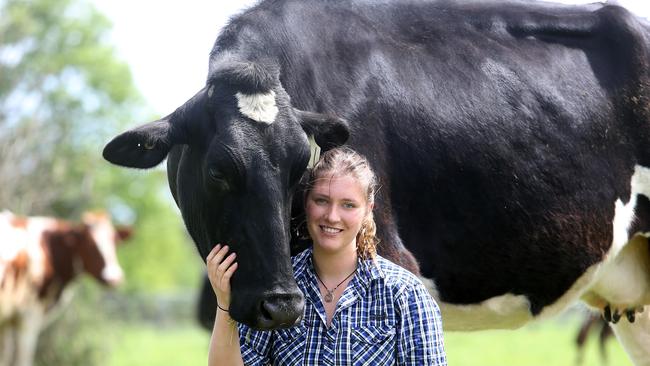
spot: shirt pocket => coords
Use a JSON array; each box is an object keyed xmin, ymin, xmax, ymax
[
  {"xmin": 351, "ymin": 323, "xmax": 396, "ymax": 365},
  {"xmin": 272, "ymin": 324, "xmax": 308, "ymax": 362}
]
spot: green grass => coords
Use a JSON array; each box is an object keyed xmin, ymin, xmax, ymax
[
  {"xmin": 444, "ymin": 318, "xmax": 632, "ymax": 366},
  {"xmin": 105, "ymin": 317, "xmax": 632, "ymax": 366},
  {"xmin": 106, "ymin": 323, "xmax": 209, "ymax": 366}
]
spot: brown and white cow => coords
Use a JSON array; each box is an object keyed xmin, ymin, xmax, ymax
[{"xmin": 0, "ymin": 211, "xmax": 130, "ymax": 366}]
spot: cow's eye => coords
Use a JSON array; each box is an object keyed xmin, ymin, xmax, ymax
[{"xmin": 208, "ymin": 168, "xmax": 230, "ymax": 191}]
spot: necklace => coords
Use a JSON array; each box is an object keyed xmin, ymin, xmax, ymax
[{"xmin": 314, "ymin": 267, "xmax": 357, "ymax": 303}]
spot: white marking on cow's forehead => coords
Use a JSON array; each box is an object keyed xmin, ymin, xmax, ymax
[{"xmin": 235, "ymin": 91, "xmax": 278, "ymax": 124}]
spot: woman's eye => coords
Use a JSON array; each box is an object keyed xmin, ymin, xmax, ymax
[
  {"xmin": 343, "ymin": 202, "xmax": 357, "ymax": 209},
  {"xmin": 314, "ymin": 198, "xmax": 327, "ymax": 205}
]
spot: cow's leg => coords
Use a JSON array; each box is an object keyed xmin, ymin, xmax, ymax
[
  {"xmin": 42, "ymin": 285, "xmax": 74, "ymax": 328},
  {"xmin": 0, "ymin": 326, "xmax": 15, "ymax": 366},
  {"xmin": 14, "ymin": 308, "xmax": 43, "ymax": 366},
  {"xmin": 610, "ymin": 307, "xmax": 650, "ymax": 366}
]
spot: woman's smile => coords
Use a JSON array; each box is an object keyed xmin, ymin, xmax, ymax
[
  {"xmin": 305, "ymin": 174, "xmax": 368, "ymax": 254},
  {"xmin": 320, "ymin": 225, "xmax": 343, "ymax": 234}
]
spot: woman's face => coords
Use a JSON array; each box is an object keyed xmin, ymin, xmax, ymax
[{"xmin": 305, "ymin": 173, "xmax": 370, "ymax": 255}]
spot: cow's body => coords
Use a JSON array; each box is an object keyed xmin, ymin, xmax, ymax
[
  {"xmin": 0, "ymin": 211, "xmax": 128, "ymax": 366},
  {"xmin": 104, "ymin": 1, "xmax": 650, "ymax": 364}
]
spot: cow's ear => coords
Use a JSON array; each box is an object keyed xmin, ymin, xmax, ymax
[
  {"xmin": 103, "ymin": 118, "xmax": 174, "ymax": 169},
  {"xmin": 295, "ymin": 109, "xmax": 350, "ymax": 149},
  {"xmin": 116, "ymin": 226, "xmax": 133, "ymax": 242}
]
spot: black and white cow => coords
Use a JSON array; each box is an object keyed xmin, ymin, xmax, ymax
[{"xmin": 103, "ymin": 1, "xmax": 650, "ymax": 364}]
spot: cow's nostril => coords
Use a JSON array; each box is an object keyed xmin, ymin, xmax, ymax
[
  {"xmin": 260, "ymin": 300, "xmax": 274, "ymax": 321},
  {"xmin": 256, "ymin": 293, "xmax": 305, "ymax": 329}
]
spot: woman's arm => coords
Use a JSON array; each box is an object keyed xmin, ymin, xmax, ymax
[
  {"xmin": 208, "ymin": 308, "xmax": 245, "ymax": 366},
  {"xmin": 207, "ymin": 244, "xmax": 245, "ymax": 366},
  {"xmin": 206, "ymin": 244, "xmax": 274, "ymax": 365},
  {"xmin": 396, "ymin": 282, "xmax": 448, "ymax": 365}
]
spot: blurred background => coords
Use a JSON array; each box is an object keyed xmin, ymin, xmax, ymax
[{"xmin": 0, "ymin": 0, "xmax": 647, "ymax": 365}]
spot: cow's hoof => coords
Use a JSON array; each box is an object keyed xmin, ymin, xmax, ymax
[
  {"xmin": 612, "ymin": 309, "xmax": 621, "ymax": 324},
  {"xmin": 603, "ymin": 305, "xmax": 612, "ymax": 322},
  {"xmin": 626, "ymin": 309, "xmax": 636, "ymax": 323}
]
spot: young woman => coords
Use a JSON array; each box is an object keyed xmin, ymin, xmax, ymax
[{"xmin": 207, "ymin": 147, "xmax": 447, "ymax": 365}]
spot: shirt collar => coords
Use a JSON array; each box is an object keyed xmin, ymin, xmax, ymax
[
  {"xmin": 354, "ymin": 254, "xmax": 384, "ymax": 298},
  {"xmin": 293, "ymin": 247, "xmax": 385, "ymax": 294},
  {"xmin": 292, "ymin": 248, "xmax": 312, "ymax": 281}
]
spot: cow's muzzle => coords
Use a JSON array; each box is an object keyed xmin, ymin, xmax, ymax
[{"xmin": 254, "ymin": 291, "xmax": 305, "ymax": 329}]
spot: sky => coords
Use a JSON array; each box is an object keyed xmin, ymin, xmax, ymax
[
  {"xmin": 94, "ymin": 0, "xmax": 650, "ymax": 117},
  {"xmin": 93, "ymin": 0, "xmax": 259, "ymax": 116}
]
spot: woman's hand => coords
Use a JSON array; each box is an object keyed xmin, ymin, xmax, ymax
[{"xmin": 206, "ymin": 244, "xmax": 238, "ymax": 311}]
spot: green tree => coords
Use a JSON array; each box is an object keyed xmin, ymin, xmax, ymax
[
  {"xmin": 0, "ymin": 0, "xmax": 200, "ymax": 288},
  {"xmin": 0, "ymin": 0, "xmax": 203, "ymax": 364},
  {"xmin": 0, "ymin": 0, "xmax": 138, "ymax": 214}
]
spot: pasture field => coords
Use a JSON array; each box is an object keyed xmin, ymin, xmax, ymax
[
  {"xmin": 107, "ymin": 323, "xmax": 209, "ymax": 366},
  {"xmin": 106, "ymin": 313, "xmax": 632, "ymax": 366},
  {"xmin": 444, "ymin": 317, "xmax": 631, "ymax": 366}
]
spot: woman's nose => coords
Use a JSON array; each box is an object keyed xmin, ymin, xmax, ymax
[{"xmin": 324, "ymin": 205, "xmax": 340, "ymax": 222}]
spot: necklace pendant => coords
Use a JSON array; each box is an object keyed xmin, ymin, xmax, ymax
[{"xmin": 324, "ymin": 292, "xmax": 333, "ymax": 303}]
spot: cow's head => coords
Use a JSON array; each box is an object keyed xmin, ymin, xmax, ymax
[
  {"xmin": 102, "ymin": 60, "xmax": 349, "ymax": 329},
  {"xmin": 79, "ymin": 211, "xmax": 130, "ymax": 287}
]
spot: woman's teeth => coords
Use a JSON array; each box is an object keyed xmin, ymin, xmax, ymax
[{"xmin": 321, "ymin": 226, "xmax": 342, "ymax": 233}]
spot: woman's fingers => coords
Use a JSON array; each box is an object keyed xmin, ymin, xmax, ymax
[
  {"xmin": 216, "ymin": 253, "xmax": 236, "ymax": 288},
  {"xmin": 217, "ymin": 253, "xmax": 237, "ymax": 273},
  {"xmin": 208, "ymin": 245, "xmax": 230, "ymax": 268},
  {"xmin": 207, "ymin": 244, "xmax": 238, "ymax": 294},
  {"xmin": 206, "ymin": 244, "xmax": 220, "ymax": 261},
  {"xmin": 220, "ymin": 262, "xmax": 238, "ymax": 290},
  {"xmin": 210, "ymin": 246, "xmax": 233, "ymax": 275},
  {"xmin": 223, "ymin": 262, "xmax": 238, "ymax": 278}
]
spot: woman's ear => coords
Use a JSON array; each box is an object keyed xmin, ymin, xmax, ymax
[{"xmin": 365, "ymin": 201, "xmax": 375, "ymax": 219}]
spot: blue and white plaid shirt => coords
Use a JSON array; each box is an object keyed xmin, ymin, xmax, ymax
[{"xmin": 238, "ymin": 248, "xmax": 447, "ymax": 365}]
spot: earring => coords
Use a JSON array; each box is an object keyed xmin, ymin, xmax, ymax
[{"xmin": 292, "ymin": 216, "xmax": 310, "ymax": 240}]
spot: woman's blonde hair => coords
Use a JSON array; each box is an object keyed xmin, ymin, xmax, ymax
[{"xmin": 305, "ymin": 147, "xmax": 379, "ymax": 260}]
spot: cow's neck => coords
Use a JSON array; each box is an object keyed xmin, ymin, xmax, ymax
[{"xmin": 40, "ymin": 229, "xmax": 85, "ymax": 299}]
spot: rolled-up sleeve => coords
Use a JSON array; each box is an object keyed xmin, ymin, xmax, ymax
[
  {"xmin": 395, "ymin": 282, "xmax": 447, "ymax": 365},
  {"xmin": 238, "ymin": 323, "xmax": 273, "ymax": 366}
]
